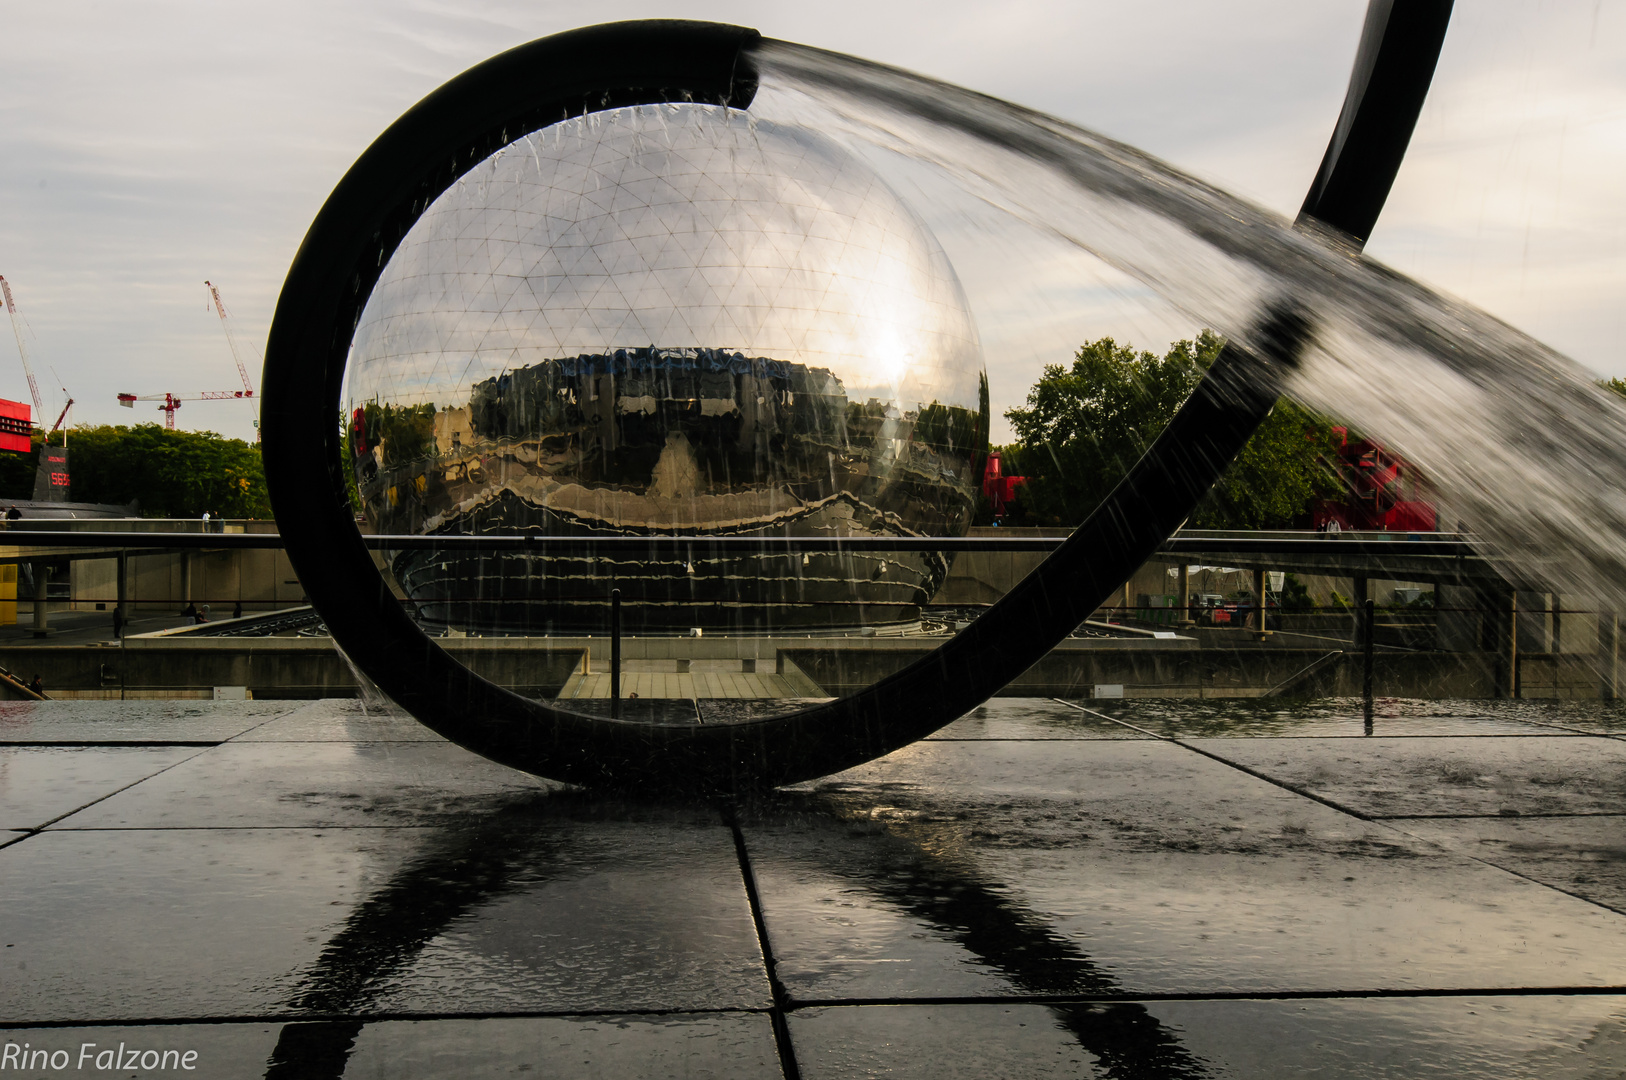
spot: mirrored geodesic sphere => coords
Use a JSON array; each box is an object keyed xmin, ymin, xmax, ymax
[{"xmin": 346, "ymin": 103, "xmax": 988, "ymax": 633}]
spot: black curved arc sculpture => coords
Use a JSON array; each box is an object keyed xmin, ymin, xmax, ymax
[
  {"xmin": 1301, "ymin": 0, "xmax": 1454, "ymax": 244},
  {"xmin": 263, "ymin": 7, "xmax": 1450, "ymax": 791}
]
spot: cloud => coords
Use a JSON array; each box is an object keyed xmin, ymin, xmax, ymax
[{"xmin": 0, "ymin": 0, "xmax": 1619, "ymax": 445}]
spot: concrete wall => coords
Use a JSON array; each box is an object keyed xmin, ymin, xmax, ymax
[
  {"xmin": 931, "ymin": 527, "xmax": 1051, "ymax": 606},
  {"xmin": 69, "ymin": 546, "xmax": 308, "ymax": 615},
  {"xmin": 0, "ymin": 638, "xmax": 584, "ymax": 700},
  {"xmin": 778, "ymin": 639, "xmax": 1523, "ymax": 699},
  {"xmin": 934, "ymin": 534, "xmax": 1443, "ymax": 616}
]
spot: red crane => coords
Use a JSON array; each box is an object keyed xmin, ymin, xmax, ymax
[
  {"xmin": 115, "ymin": 281, "xmax": 257, "ymax": 433},
  {"xmin": 0, "ymin": 275, "xmax": 44, "ymax": 419},
  {"xmin": 117, "ymin": 390, "xmax": 253, "ymax": 430},
  {"xmin": 1, "ymin": 274, "xmax": 75, "ymax": 444}
]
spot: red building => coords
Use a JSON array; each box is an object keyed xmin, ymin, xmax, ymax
[{"xmin": 0, "ymin": 398, "xmax": 30, "ymax": 455}]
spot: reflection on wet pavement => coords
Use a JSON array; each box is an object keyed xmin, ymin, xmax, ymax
[
  {"xmin": 1, "ymin": 801, "xmax": 767, "ymax": 1023},
  {"xmin": 1190, "ymin": 736, "xmax": 1626, "ymax": 818},
  {"xmin": 234, "ymin": 699, "xmax": 447, "ymax": 743},
  {"xmin": 53, "ymin": 741, "xmax": 560, "ymax": 828},
  {"xmin": 1399, "ymin": 815, "xmax": 1626, "ymax": 914},
  {"xmin": 745, "ymin": 741, "xmax": 1626, "ymax": 997},
  {"xmin": 0, "ymin": 698, "xmax": 297, "ymax": 743},
  {"xmin": 929, "ymin": 698, "xmax": 1151, "ymax": 740},
  {"xmin": 0, "ymin": 745, "xmax": 201, "ymax": 830},
  {"xmin": 1081, "ymin": 697, "xmax": 1588, "ymax": 738},
  {"xmin": 0, "ymin": 1015, "xmax": 781, "ymax": 1080},
  {"xmin": 5, "ymin": 697, "xmax": 1626, "ymax": 1076},
  {"xmin": 793, "ymin": 996, "xmax": 1626, "ymax": 1079}
]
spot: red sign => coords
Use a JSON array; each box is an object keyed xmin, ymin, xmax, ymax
[{"xmin": 0, "ymin": 398, "xmax": 30, "ymax": 454}]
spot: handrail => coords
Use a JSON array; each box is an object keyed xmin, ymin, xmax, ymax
[{"xmin": 0, "ymin": 529, "xmax": 1488, "ymax": 557}]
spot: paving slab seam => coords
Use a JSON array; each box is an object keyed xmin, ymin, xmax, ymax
[
  {"xmin": 777, "ymin": 986, "xmax": 1626, "ymax": 1009},
  {"xmin": 1384, "ymin": 820, "xmax": 1626, "ymax": 917},
  {"xmin": 36, "ymin": 825, "xmax": 494, "ymax": 835},
  {"xmin": 924, "ymin": 737, "xmax": 1123, "ymax": 742},
  {"xmin": 1048, "ymin": 699, "xmax": 1173, "ymax": 741},
  {"xmin": 15, "ymin": 744, "xmax": 222, "ymax": 835},
  {"xmin": 2, "ymin": 740, "xmax": 225, "ymax": 748},
  {"xmin": 1103, "ymin": 733, "xmax": 1597, "ymax": 740},
  {"xmin": 1047, "ymin": 699, "xmax": 1626, "ymax": 917},
  {"xmin": 1054, "ymin": 699, "xmax": 1379, "ymax": 821},
  {"xmin": 0, "ymin": 1006, "xmax": 779, "ymax": 1030},
  {"xmin": 222, "ymin": 703, "xmax": 321, "ymax": 741},
  {"xmin": 1488, "ymin": 717, "xmax": 1626, "ymax": 737},
  {"xmin": 1376, "ymin": 811, "xmax": 1626, "ymax": 820},
  {"xmin": 725, "ymin": 805, "xmax": 803, "ymax": 1080},
  {"xmin": 1052, "ymin": 699, "xmax": 1626, "ymax": 920}
]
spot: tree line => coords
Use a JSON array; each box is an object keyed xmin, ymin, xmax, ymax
[
  {"xmin": 0, "ymin": 424, "xmax": 271, "ymax": 518},
  {"xmin": 0, "ymin": 334, "xmax": 1407, "ymax": 527},
  {"xmin": 990, "ymin": 332, "xmax": 1342, "ymax": 529}
]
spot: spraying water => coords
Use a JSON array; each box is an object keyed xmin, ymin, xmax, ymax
[{"xmin": 750, "ymin": 41, "xmax": 1626, "ymax": 611}]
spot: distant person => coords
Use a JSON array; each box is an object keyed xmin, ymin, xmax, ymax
[
  {"xmin": 182, "ymin": 601, "xmax": 197, "ymax": 621},
  {"xmin": 28, "ymin": 674, "xmax": 42, "ymax": 695},
  {"xmin": 4, "ymin": 505, "xmax": 19, "ymax": 521},
  {"xmin": 232, "ymin": 601, "xmax": 243, "ymax": 620},
  {"xmin": 195, "ymin": 605, "xmax": 210, "ymax": 625},
  {"xmin": 201, "ymin": 511, "xmax": 211, "ymax": 530},
  {"xmin": 112, "ymin": 607, "xmax": 124, "ymax": 639}
]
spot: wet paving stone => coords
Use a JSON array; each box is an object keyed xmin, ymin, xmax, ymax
[
  {"xmin": 1498, "ymin": 701, "xmax": 1626, "ymax": 736},
  {"xmin": 1190, "ymin": 736, "xmax": 1626, "ymax": 818},
  {"xmin": 0, "ymin": 699, "xmax": 295, "ymax": 744},
  {"xmin": 0, "ymin": 1023, "xmax": 284, "ymax": 1079},
  {"xmin": 1399, "ymin": 815, "xmax": 1626, "ymax": 914},
  {"xmin": 1083, "ymin": 698, "xmax": 1569, "ymax": 738},
  {"xmin": 339, "ymin": 1012, "xmax": 779, "ymax": 1079},
  {"xmin": 13, "ymin": 696, "xmax": 1626, "ymax": 1073},
  {"xmin": 1155, "ymin": 994, "xmax": 1626, "ymax": 1079},
  {"xmin": 52, "ymin": 741, "xmax": 557, "ymax": 828},
  {"xmin": 0, "ymin": 746, "xmax": 199, "ymax": 830},
  {"xmin": 0, "ymin": 1012, "xmax": 779, "ymax": 1078},
  {"xmin": 0, "ymin": 809, "xmax": 768, "ymax": 1022},
  {"xmin": 697, "ymin": 698, "xmax": 834, "ymax": 724},
  {"xmin": 790, "ymin": 995, "xmax": 1626, "ymax": 1079},
  {"xmin": 563, "ymin": 699, "xmax": 703, "ymax": 723},
  {"xmin": 927, "ymin": 699, "xmax": 1150, "ymax": 740},
  {"xmin": 741, "ymin": 740, "xmax": 1626, "ymax": 999},
  {"xmin": 232, "ymin": 699, "xmax": 447, "ymax": 742}
]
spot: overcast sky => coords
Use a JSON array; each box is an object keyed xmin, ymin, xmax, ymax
[{"xmin": 1, "ymin": 1, "xmax": 1621, "ymax": 443}]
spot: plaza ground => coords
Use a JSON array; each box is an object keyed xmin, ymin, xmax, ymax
[{"xmin": 4, "ymin": 696, "xmax": 1626, "ymax": 1077}]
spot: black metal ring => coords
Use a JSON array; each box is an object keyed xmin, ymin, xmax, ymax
[{"xmin": 262, "ymin": 12, "xmax": 1445, "ymax": 792}]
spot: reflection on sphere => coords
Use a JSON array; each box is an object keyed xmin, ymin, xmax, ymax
[{"xmin": 347, "ymin": 103, "xmax": 988, "ymax": 633}]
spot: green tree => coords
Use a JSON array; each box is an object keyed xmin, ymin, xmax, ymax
[
  {"xmin": 1189, "ymin": 397, "xmax": 1341, "ymax": 529},
  {"xmin": 359, "ymin": 401, "xmax": 436, "ymax": 468},
  {"xmin": 1003, "ymin": 333, "xmax": 1340, "ymax": 529},
  {"xmin": 339, "ymin": 410, "xmax": 364, "ymax": 516},
  {"xmin": 1003, "ymin": 333, "xmax": 1213, "ymax": 526},
  {"xmin": 0, "ymin": 425, "xmax": 273, "ymax": 518},
  {"xmin": 0, "ymin": 437, "xmax": 38, "ymax": 501}
]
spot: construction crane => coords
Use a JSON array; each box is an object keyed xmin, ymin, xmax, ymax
[
  {"xmin": 117, "ymin": 390, "xmax": 252, "ymax": 430},
  {"xmin": 0, "ymin": 274, "xmax": 73, "ymax": 444},
  {"xmin": 114, "ymin": 281, "xmax": 258, "ymax": 435},
  {"xmin": 204, "ymin": 280, "xmax": 258, "ymax": 437},
  {"xmin": 0, "ymin": 275, "xmax": 45, "ymax": 422}
]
